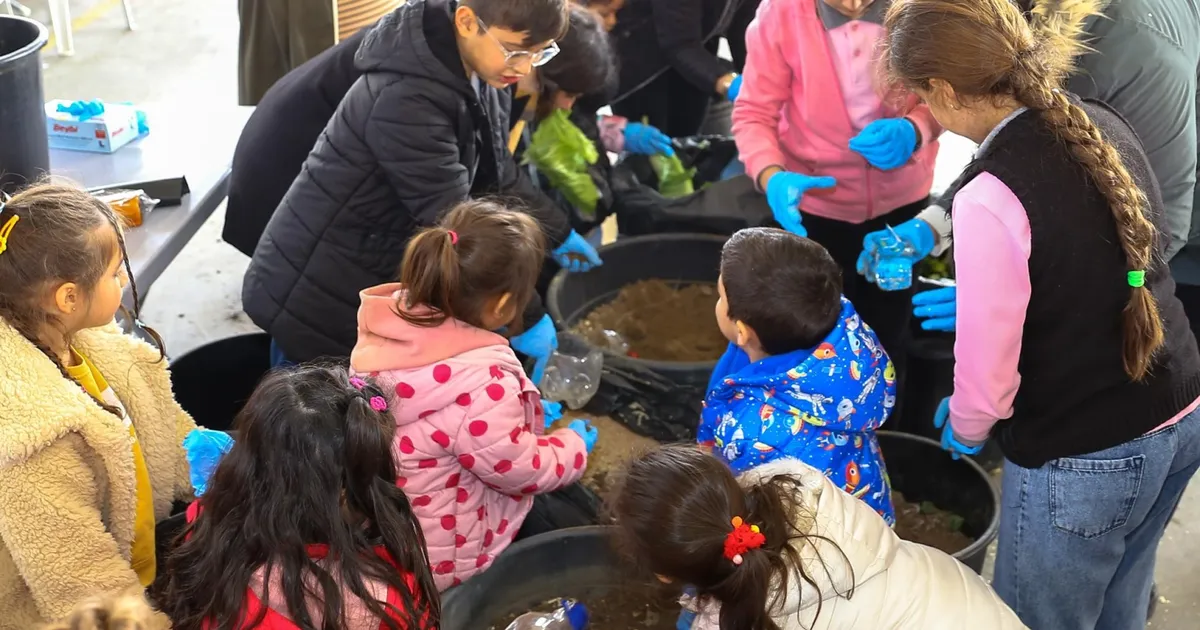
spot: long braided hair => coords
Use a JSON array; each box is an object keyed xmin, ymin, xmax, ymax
[{"xmin": 882, "ymin": 0, "xmax": 1163, "ymax": 380}]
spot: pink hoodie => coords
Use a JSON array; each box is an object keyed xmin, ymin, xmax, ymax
[
  {"xmin": 732, "ymin": 0, "xmax": 941, "ymax": 223},
  {"xmin": 350, "ymin": 284, "xmax": 588, "ymax": 591}
]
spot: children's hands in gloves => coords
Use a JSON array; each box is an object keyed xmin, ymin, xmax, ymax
[
  {"xmin": 568, "ymin": 419, "xmax": 599, "ymax": 453},
  {"xmin": 849, "ymin": 118, "xmax": 918, "ymax": 170},
  {"xmin": 933, "ymin": 397, "xmax": 984, "ymax": 460},
  {"xmin": 624, "ymin": 122, "xmax": 675, "ymax": 156},
  {"xmin": 765, "ymin": 171, "xmax": 837, "ymax": 237},
  {"xmin": 913, "ymin": 286, "xmax": 957, "ymax": 332},
  {"xmin": 511, "ymin": 314, "xmax": 559, "ymax": 384},
  {"xmin": 856, "ymin": 217, "xmax": 937, "ymax": 280},
  {"xmin": 553, "ymin": 230, "xmax": 603, "ymax": 273}
]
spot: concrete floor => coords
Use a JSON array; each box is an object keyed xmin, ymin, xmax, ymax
[{"xmin": 34, "ymin": 0, "xmax": 1200, "ymax": 626}]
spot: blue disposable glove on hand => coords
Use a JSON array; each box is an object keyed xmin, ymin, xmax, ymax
[
  {"xmin": 933, "ymin": 397, "xmax": 984, "ymax": 460},
  {"xmin": 856, "ymin": 217, "xmax": 937, "ymax": 279},
  {"xmin": 913, "ymin": 286, "xmax": 957, "ymax": 332},
  {"xmin": 624, "ymin": 122, "xmax": 675, "ymax": 156},
  {"xmin": 765, "ymin": 171, "xmax": 838, "ymax": 237},
  {"xmin": 849, "ymin": 118, "xmax": 918, "ymax": 171},
  {"xmin": 568, "ymin": 419, "xmax": 599, "ymax": 453},
  {"xmin": 541, "ymin": 399, "xmax": 564, "ymax": 428},
  {"xmin": 512, "ymin": 314, "xmax": 559, "ymax": 384},
  {"xmin": 183, "ymin": 428, "xmax": 234, "ymax": 496},
  {"xmin": 552, "ymin": 230, "xmax": 603, "ymax": 273},
  {"xmin": 726, "ymin": 75, "xmax": 743, "ymax": 102}
]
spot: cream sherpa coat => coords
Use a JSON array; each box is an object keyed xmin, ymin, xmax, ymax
[{"xmin": 0, "ymin": 321, "xmax": 195, "ymax": 629}]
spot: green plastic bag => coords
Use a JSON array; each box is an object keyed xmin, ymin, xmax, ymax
[
  {"xmin": 650, "ymin": 152, "xmax": 696, "ymax": 198},
  {"xmin": 523, "ymin": 109, "xmax": 601, "ymax": 218}
]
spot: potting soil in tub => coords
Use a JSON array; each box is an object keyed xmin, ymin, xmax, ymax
[
  {"xmin": 892, "ymin": 492, "xmax": 973, "ymax": 555},
  {"xmin": 491, "ymin": 588, "xmax": 680, "ymax": 629},
  {"xmin": 572, "ymin": 279, "xmax": 726, "ymax": 362}
]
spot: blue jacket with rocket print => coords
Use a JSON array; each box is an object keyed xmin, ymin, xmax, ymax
[{"xmin": 698, "ymin": 298, "xmax": 897, "ymax": 523}]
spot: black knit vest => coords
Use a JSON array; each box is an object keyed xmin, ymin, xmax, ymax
[{"xmin": 962, "ymin": 98, "xmax": 1200, "ymax": 468}]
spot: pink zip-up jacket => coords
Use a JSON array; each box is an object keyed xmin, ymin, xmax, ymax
[
  {"xmin": 350, "ymin": 284, "xmax": 588, "ymax": 591},
  {"xmin": 732, "ymin": 0, "xmax": 941, "ymax": 223}
]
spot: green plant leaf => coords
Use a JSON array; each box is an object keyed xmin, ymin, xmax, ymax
[
  {"xmin": 650, "ymin": 153, "xmax": 696, "ymax": 198},
  {"xmin": 523, "ymin": 109, "xmax": 601, "ymax": 217}
]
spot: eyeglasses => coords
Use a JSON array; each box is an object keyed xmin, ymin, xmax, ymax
[{"xmin": 477, "ymin": 19, "xmax": 560, "ymax": 68}]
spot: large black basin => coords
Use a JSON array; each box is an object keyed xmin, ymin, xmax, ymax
[
  {"xmin": 546, "ymin": 233, "xmax": 727, "ymax": 389},
  {"xmin": 0, "ymin": 16, "xmax": 50, "ymax": 194},
  {"xmin": 169, "ymin": 332, "xmax": 272, "ymax": 431}
]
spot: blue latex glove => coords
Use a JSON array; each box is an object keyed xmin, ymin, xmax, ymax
[
  {"xmin": 56, "ymin": 99, "xmax": 105, "ymax": 121},
  {"xmin": 182, "ymin": 428, "xmax": 234, "ymax": 496},
  {"xmin": 541, "ymin": 399, "xmax": 564, "ymax": 428},
  {"xmin": 624, "ymin": 122, "xmax": 675, "ymax": 156},
  {"xmin": 765, "ymin": 171, "xmax": 838, "ymax": 237},
  {"xmin": 856, "ymin": 217, "xmax": 937, "ymax": 279},
  {"xmin": 677, "ymin": 609, "xmax": 698, "ymax": 630},
  {"xmin": 933, "ymin": 397, "xmax": 984, "ymax": 460},
  {"xmin": 726, "ymin": 75, "xmax": 743, "ymax": 102},
  {"xmin": 552, "ymin": 230, "xmax": 603, "ymax": 273},
  {"xmin": 512, "ymin": 314, "xmax": 559, "ymax": 384},
  {"xmin": 913, "ymin": 286, "xmax": 957, "ymax": 331},
  {"xmin": 568, "ymin": 419, "xmax": 599, "ymax": 453},
  {"xmin": 849, "ymin": 118, "xmax": 918, "ymax": 171}
]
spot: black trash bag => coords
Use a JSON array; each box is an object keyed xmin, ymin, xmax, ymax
[
  {"xmin": 517, "ymin": 483, "xmax": 604, "ymax": 537},
  {"xmin": 622, "ymin": 135, "xmax": 740, "ymax": 191},
  {"xmin": 583, "ymin": 356, "xmax": 704, "ymax": 443},
  {"xmin": 613, "ymin": 167, "xmax": 773, "ymax": 237}
]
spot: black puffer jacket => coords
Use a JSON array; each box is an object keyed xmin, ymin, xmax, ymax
[{"xmin": 242, "ymin": 0, "xmax": 571, "ymax": 362}]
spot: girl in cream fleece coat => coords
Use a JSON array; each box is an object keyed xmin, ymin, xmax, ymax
[
  {"xmin": 613, "ymin": 445, "xmax": 1026, "ymax": 630},
  {"xmin": 0, "ymin": 184, "xmax": 195, "ymax": 629}
]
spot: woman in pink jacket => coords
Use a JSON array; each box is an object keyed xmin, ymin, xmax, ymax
[
  {"xmin": 350, "ymin": 200, "xmax": 598, "ymax": 591},
  {"xmin": 732, "ymin": 0, "xmax": 941, "ymax": 379}
]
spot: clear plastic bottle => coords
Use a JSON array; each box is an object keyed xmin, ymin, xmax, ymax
[
  {"xmin": 869, "ymin": 228, "xmax": 917, "ymax": 291},
  {"xmin": 505, "ymin": 599, "xmax": 589, "ymax": 630},
  {"xmin": 540, "ymin": 347, "xmax": 604, "ymax": 410}
]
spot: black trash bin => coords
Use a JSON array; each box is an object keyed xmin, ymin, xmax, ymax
[
  {"xmin": 169, "ymin": 333, "xmax": 272, "ymax": 431},
  {"xmin": 0, "ymin": 16, "xmax": 50, "ymax": 195},
  {"xmin": 546, "ymin": 233, "xmax": 727, "ymax": 389},
  {"xmin": 878, "ymin": 431, "xmax": 1000, "ymax": 574}
]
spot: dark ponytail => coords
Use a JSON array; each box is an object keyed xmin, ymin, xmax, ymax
[
  {"xmin": 611, "ymin": 446, "xmax": 851, "ymax": 630},
  {"xmin": 162, "ymin": 366, "xmax": 439, "ymax": 630},
  {"xmin": 396, "ymin": 199, "xmax": 545, "ymax": 330}
]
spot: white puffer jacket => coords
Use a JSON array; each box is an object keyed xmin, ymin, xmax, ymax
[{"xmin": 689, "ymin": 459, "xmax": 1027, "ymax": 630}]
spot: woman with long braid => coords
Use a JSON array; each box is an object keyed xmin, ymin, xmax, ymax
[{"xmin": 882, "ymin": 0, "xmax": 1200, "ymax": 627}]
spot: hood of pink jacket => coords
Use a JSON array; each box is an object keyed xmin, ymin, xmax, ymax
[{"xmin": 351, "ymin": 283, "xmax": 510, "ymax": 374}]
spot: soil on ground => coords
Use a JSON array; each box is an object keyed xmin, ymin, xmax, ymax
[
  {"xmin": 491, "ymin": 587, "xmax": 681, "ymax": 629},
  {"xmin": 552, "ymin": 411, "xmax": 658, "ymax": 499},
  {"xmin": 892, "ymin": 491, "xmax": 973, "ymax": 555},
  {"xmin": 573, "ymin": 279, "xmax": 726, "ymax": 362}
]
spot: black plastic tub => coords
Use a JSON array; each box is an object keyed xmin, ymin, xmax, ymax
[
  {"xmin": 169, "ymin": 333, "xmax": 272, "ymax": 431},
  {"xmin": 0, "ymin": 16, "xmax": 50, "ymax": 195},
  {"xmin": 878, "ymin": 431, "xmax": 999, "ymax": 574},
  {"xmin": 441, "ymin": 527, "xmax": 668, "ymax": 630},
  {"xmin": 546, "ymin": 233, "xmax": 727, "ymax": 389}
]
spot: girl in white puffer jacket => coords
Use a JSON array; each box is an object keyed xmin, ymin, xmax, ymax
[{"xmin": 611, "ymin": 445, "xmax": 1027, "ymax": 630}]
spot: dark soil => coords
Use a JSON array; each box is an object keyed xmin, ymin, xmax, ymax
[
  {"xmin": 573, "ymin": 280, "xmax": 726, "ymax": 362},
  {"xmin": 552, "ymin": 412, "xmax": 657, "ymax": 499},
  {"xmin": 893, "ymin": 491, "xmax": 973, "ymax": 555},
  {"xmin": 492, "ymin": 586, "xmax": 680, "ymax": 629}
]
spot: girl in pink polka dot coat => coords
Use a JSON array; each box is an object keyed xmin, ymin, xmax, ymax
[{"xmin": 350, "ymin": 200, "xmax": 594, "ymax": 591}]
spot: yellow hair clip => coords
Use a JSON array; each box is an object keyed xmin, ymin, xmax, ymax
[{"xmin": 0, "ymin": 214, "xmax": 18, "ymax": 256}]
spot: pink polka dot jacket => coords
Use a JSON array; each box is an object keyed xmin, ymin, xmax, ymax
[{"xmin": 351, "ymin": 284, "xmax": 588, "ymax": 591}]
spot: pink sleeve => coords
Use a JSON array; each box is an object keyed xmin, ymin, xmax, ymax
[
  {"xmin": 731, "ymin": 9, "xmax": 792, "ymax": 184},
  {"xmin": 949, "ymin": 171, "xmax": 1032, "ymax": 442},
  {"xmin": 904, "ymin": 100, "xmax": 942, "ymax": 149},
  {"xmin": 451, "ymin": 385, "xmax": 587, "ymax": 495}
]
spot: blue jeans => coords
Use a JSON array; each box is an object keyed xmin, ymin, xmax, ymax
[{"xmin": 993, "ymin": 406, "xmax": 1200, "ymax": 629}]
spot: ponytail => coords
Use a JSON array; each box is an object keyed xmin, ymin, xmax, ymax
[
  {"xmin": 1014, "ymin": 4, "xmax": 1163, "ymax": 381},
  {"xmin": 395, "ymin": 199, "xmax": 545, "ymax": 331},
  {"xmin": 611, "ymin": 446, "xmax": 850, "ymax": 630}
]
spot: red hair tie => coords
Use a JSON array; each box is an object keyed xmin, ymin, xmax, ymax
[
  {"xmin": 723, "ymin": 516, "xmax": 765, "ymax": 566},
  {"xmin": 448, "ymin": 230, "xmax": 459, "ymax": 245}
]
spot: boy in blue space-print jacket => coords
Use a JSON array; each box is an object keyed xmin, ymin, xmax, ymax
[{"xmin": 700, "ymin": 228, "xmax": 897, "ymax": 523}]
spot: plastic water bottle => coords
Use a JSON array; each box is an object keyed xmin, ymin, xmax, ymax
[
  {"xmin": 870, "ymin": 226, "xmax": 917, "ymax": 291},
  {"xmin": 505, "ymin": 599, "xmax": 589, "ymax": 630},
  {"xmin": 540, "ymin": 347, "xmax": 604, "ymax": 410}
]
